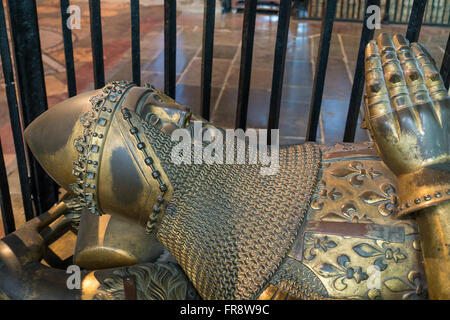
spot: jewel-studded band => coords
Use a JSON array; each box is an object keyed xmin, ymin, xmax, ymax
[{"xmin": 70, "ymin": 81, "xmax": 135, "ymax": 216}]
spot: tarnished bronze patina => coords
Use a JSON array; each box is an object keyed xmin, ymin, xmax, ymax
[
  {"xmin": 363, "ymin": 33, "xmax": 449, "ymax": 299},
  {"xmin": 0, "ymin": 33, "xmax": 447, "ymax": 300}
]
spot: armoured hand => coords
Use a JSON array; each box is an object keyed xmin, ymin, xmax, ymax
[{"xmin": 364, "ymin": 33, "xmax": 450, "ymax": 217}]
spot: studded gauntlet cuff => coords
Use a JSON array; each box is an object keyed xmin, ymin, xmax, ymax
[{"xmin": 397, "ymin": 167, "xmax": 450, "ymax": 218}]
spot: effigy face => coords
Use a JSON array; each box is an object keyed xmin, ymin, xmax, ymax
[{"xmin": 0, "ymin": 33, "xmax": 448, "ymax": 300}]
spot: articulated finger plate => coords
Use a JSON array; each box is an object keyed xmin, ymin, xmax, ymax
[{"xmin": 363, "ymin": 33, "xmax": 450, "ymax": 217}]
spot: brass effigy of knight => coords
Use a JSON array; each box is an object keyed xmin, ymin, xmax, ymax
[{"xmin": 0, "ymin": 33, "xmax": 448, "ymax": 300}]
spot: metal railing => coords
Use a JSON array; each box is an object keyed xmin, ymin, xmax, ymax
[{"xmin": 0, "ymin": 0, "xmax": 449, "ymax": 235}]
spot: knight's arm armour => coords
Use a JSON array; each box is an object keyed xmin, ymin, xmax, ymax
[{"xmin": 363, "ymin": 33, "xmax": 449, "ymax": 299}]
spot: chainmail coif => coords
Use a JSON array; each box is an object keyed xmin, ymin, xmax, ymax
[{"xmin": 140, "ymin": 117, "xmax": 321, "ymax": 300}]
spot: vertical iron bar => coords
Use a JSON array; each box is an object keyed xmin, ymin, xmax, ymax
[
  {"xmin": 343, "ymin": 0, "xmax": 380, "ymax": 142},
  {"xmin": 235, "ymin": 0, "xmax": 257, "ymax": 130},
  {"xmin": 400, "ymin": 0, "xmax": 407, "ymax": 22},
  {"xmin": 406, "ymin": 0, "xmax": 427, "ymax": 43},
  {"xmin": 355, "ymin": 0, "xmax": 361, "ymax": 20},
  {"xmin": 383, "ymin": 0, "xmax": 391, "ymax": 23},
  {"xmin": 440, "ymin": 33, "xmax": 450, "ymax": 90},
  {"xmin": 223, "ymin": 0, "xmax": 232, "ymax": 13},
  {"xmin": 267, "ymin": 0, "xmax": 292, "ymax": 144},
  {"xmin": 441, "ymin": 0, "xmax": 448, "ymax": 24},
  {"xmin": 430, "ymin": 0, "xmax": 436, "ymax": 24},
  {"xmin": 0, "ymin": 0, "xmax": 34, "ymax": 221},
  {"xmin": 60, "ymin": 0, "xmax": 77, "ymax": 97},
  {"xmin": 7, "ymin": 0, "xmax": 58, "ymax": 216},
  {"xmin": 339, "ymin": 0, "xmax": 344, "ymax": 19},
  {"xmin": 89, "ymin": 0, "xmax": 105, "ymax": 89},
  {"xmin": 306, "ymin": 0, "xmax": 338, "ymax": 142},
  {"xmin": 352, "ymin": 0, "xmax": 357, "ymax": 19},
  {"xmin": 0, "ymin": 139, "xmax": 14, "ymax": 235},
  {"xmin": 164, "ymin": 0, "xmax": 176, "ymax": 98},
  {"xmin": 423, "ymin": 0, "xmax": 430, "ymax": 24},
  {"xmin": 131, "ymin": 0, "xmax": 141, "ymax": 86},
  {"xmin": 200, "ymin": 0, "xmax": 216, "ymax": 121},
  {"xmin": 407, "ymin": 0, "xmax": 413, "ymax": 22},
  {"xmin": 393, "ymin": 0, "xmax": 399, "ymax": 21},
  {"xmin": 345, "ymin": 0, "xmax": 350, "ymax": 19}
]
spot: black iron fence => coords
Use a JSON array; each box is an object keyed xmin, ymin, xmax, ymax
[{"xmin": 0, "ymin": 0, "xmax": 449, "ymax": 236}]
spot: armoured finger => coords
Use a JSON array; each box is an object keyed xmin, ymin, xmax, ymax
[
  {"xmin": 377, "ymin": 33, "xmax": 413, "ymax": 112},
  {"xmin": 415, "ymin": 42, "xmax": 437, "ymax": 68},
  {"xmin": 392, "ymin": 34, "xmax": 432, "ymax": 106},
  {"xmin": 411, "ymin": 43, "xmax": 448, "ymax": 101},
  {"xmin": 365, "ymin": 40, "xmax": 391, "ymax": 119},
  {"xmin": 365, "ymin": 41, "xmax": 399, "ymax": 142}
]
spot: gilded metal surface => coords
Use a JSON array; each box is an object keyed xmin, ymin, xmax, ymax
[
  {"xmin": 22, "ymin": 82, "xmax": 192, "ymax": 272},
  {"xmin": 363, "ymin": 33, "xmax": 450, "ymax": 217},
  {"xmin": 120, "ymin": 107, "xmax": 171, "ymax": 233},
  {"xmin": 0, "ymin": 203, "xmax": 82, "ymax": 299},
  {"xmin": 10, "ymin": 33, "xmax": 447, "ymax": 299},
  {"xmin": 24, "ymin": 82, "xmax": 179, "ymax": 231},
  {"xmin": 284, "ymin": 145, "xmax": 427, "ymax": 300},
  {"xmin": 84, "ymin": 262, "xmax": 199, "ymax": 300},
  {"xmin": 68, "ymin": 81, "xmax": 173, "ymax": 234},
  {"xmin": 264, "ymin": 257, "xmax": 329, "ymax": 300},
  {"xmin": 0, "ymin": 198, "xmax": 195, "ymax": 300},
  {"xmin": 73, "ymin": 209, "xmax": 164, "ymax": 270},
  {"xmin": 70, "ymin": 81, "xmax": 135, "ymax": 216},
  {"xmin": 364, "ymin": 33, "xmax": 449, "ymax": 300},
  {"xmin": 149, "ymin": 115, "xmax": 322, "ymax": 299},
  {"xmin": 257, "ymin": 284, "xmax": 297, "ymax": 300},
  {"xmin": 415, "ymin": 202, "xmax": 450, "ymax": 299}
]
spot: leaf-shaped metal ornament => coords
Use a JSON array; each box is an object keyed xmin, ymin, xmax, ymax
[
  {"xmin": 353, "ymin": 243, "xmax": 382, "ymax": 257},
  {"xmin": 319, "ymin": 212, "xmax": 349, "ymax": 222},
  {"xmin": 314, "ymin": 263, "xmax": 342, "ymax": 278},
  {"xmin": 384, "ymin": 278, "xmax": 412, "ymax": 292},
  {"xmin": 330, "ymin": 167, "xmax": 356, "ymax": 178},
  {"xmin": 359, "ymin": 190, "xmax": 387, "ymax": 205}
]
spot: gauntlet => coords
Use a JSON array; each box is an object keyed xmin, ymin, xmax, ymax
[{"xmin": 364, "ymin": 33, "xmax": 449, "ymax": 217}]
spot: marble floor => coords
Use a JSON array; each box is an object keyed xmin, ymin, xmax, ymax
[{"xmin": 0, "ymin": 0, "xmax": 448, "ymax": 234}]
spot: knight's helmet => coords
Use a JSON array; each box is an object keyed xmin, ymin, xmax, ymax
[
  {"xmin": 24, "ymin": 81, "xmax": 193, "ymax": 269},
  {"xmin": 25, "ymin": 81, "xmax": 322, "ymax": 299}
]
